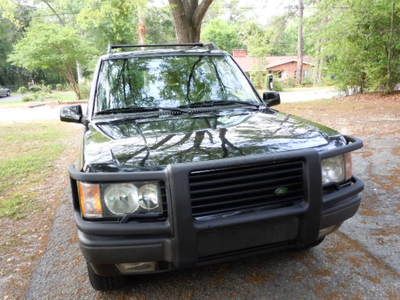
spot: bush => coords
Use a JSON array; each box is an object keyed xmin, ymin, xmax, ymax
[
  {"xmin": 273, "ymin": 80, "xmax": 284, "ymax": 92},
  {"xmin": 17, "ymin": 86, "xmax": 28, "ymax": 94},
  {"xmin": 41, "ymin": 85, "xmax": 52, "ymax": 93},
  {"xmin": 79, "ymin": 83, "xmax": 90, "ymax": 99},
  {"xmin": 22, "ymin": 95, "xmax": 35, "ymax": 102},
  {"xmin": 55, "ymin": 83, "xmax": 63, "ymax": 91},
  {"xmin": 28, "ymin": 85, "xmax": 41, "ymax": 92}
]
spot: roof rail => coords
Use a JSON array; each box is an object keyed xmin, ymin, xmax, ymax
[{"xmin": 107, "ymin": 43, "xmax": 217, "ymax": 53}]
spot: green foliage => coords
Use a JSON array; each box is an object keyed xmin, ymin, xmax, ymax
[
  {"xmin": 202, "ymin": 19, "xmax": 244, "ymax": 52},
  {"xmin": 78, "ymin": 82, "xmax": 90, "ymax": 99},
  {"xmin": 146, "ymin": 6, "xmax": 176, "ymax": 44},
  {"xmin": 28, "ymin": 85, "xmax": 41, "ymax": 92},
  {"xmin": 315, "ymin": 0, "xmax": 400, "ymax": 93},
  {"xmin": 248, "ymin": 71, "xmax": 268, "ymax": 89},
  {"xmin": 17, "ymin": 86, "xmax": 27, "ymax": 94},
  {"xmin": 22, "ymin": 95, "xmax": 34, "ymax": 102},
  {"xmin": 77, "ymin": 0, "xmax": 140, "ymax": 51},
  {"xmin": 9, "ymin": 23, "xmax": 93, "ymax": 73},
  {"xmin": 273, "ymin": 80, "xmax": 284, "ymax": 92}
]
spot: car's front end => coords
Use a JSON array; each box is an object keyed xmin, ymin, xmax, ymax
[
  {"xmin": 69, "ymin": 135, "xmax": 363, "ymax": 277},
  {"xmin": 61, "ymin": 44, "xmax": 364, "ymax": 290}
]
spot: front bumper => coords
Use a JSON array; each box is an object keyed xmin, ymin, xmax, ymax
[{"xmin": 69, "ymin": 136, "xmax": 364, "ymax": 276}]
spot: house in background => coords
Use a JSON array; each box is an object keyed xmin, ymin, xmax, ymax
[{"xmin": 232, "ymin": 49, "xmax": 314, "ymax": 82}]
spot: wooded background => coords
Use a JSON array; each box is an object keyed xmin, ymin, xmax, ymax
[{"xmin": 1, "ymin": 0, "xmax": 399, "ymax": 97}]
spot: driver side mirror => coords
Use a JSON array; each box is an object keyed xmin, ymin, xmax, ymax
[
  {"xmin": 262, "ymin": 91, "xmax": 280, "ymax": 107},
  {"xmin": 60, "ymin": 105, "xmax": 83, "ymax": 123}
]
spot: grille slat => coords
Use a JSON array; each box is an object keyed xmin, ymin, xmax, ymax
[
  {"xmin": 190, "ymin": 175, "xmax": 303, "ymax": 199},
  {"xmin": 189, "ymin": 159, "xmax": 305, "ymax": 218},
  {"xmin": 190, "ymin": 167, "xmax": 303, "ymax": 189}
]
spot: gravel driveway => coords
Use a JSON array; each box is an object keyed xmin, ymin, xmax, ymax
[{"xmin": 24, "ymin": 96, "xmax": 400, "ymax": 299}]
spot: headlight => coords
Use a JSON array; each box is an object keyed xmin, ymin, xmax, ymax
[
  {"xmin": 103, "ymin": 183, "xmax": 140, "ymax": 215},
  {"xmin": 321, "ymin": 153, "xmax": 352, "ymax": 185},
  {"xmin": 139, "ymin": 184, "xmax": 160, "ymax": 210},
  {"xmin": 77, "ymin": 181, "xmax": 162, "ymax": 219}
]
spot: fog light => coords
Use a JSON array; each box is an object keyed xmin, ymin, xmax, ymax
[{"xmin": 116, "ymin": 262, "xmax": 156, "ymax": 274}]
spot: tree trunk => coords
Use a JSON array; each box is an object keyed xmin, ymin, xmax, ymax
[
  {"xmin": 386, "ymin": 1, "xmax": 395, "ymax": 93},
  {"xmin": 168, "ymin": 0, "xmax": 213, "ymax": 43},
  {"xmin": 296, "ymin": 0, "xmax": 304, "ymax": 85},
  {"xmin": 138, "ymin": 17, "xmax": 147, "ymax": 45},
  {"xmin": 76, "ymin": 61, "xmax": 84, "ymax": 84},
  {"xmin": 66, "ymin": 66, "xmax": 81, "ymax": 99}
]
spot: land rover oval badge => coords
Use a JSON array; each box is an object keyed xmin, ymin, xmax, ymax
[{"xmin": 274, "ymin": 186, "xmax": 289, "ymax": 196}]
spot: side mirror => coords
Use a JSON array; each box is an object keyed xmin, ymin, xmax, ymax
[
  {"xmin": 60, "ymin": 105, "xmax": 83, "ymax": 123},
  {"xmin": 262, "ymin": 91, "xmax": 280, "ymax": 107}
]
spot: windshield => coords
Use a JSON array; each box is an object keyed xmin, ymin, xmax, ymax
[{"xmin": 94, "ymin": 55, "xmax": 260, "ymax": 113}]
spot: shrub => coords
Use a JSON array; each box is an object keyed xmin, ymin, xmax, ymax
[
  {"xmin": 22, "ymin": 95, "xmax": 34, "ymax": 102},
  {"xmin": 273, "ymin": 80, "xmax": 284, "ymax": 92},
  {"xmin": 41, "ymin": 85, "xmax": 52, "ymax": 93},
  {"xmin": 28, "ymin": 85, "xmax": 41, "ymax": 92},
  {"xmin": 55, "ymin": 83, "xmax": 63, "ymax": 91},
  {"xmin": 17, "ymin": 86, "xmax": 28, "ymax": 94},
  {"xmin": 79, "ymin": 83, "xmax": 90, "ymax": 99}
]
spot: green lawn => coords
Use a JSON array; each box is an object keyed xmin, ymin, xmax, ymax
[
  {"xmin": 0, "ymin": 90, "xmax": 85, "ymax": 108},
  {"xmin": 0, "ymin": 122, "xmax": 74, "ymax": 218}
]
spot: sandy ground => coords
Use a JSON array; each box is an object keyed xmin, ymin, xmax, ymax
[{"xmin": 2, "ymin": 93, "xmax": 400, "ymax": 299}]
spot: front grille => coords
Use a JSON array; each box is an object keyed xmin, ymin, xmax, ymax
[{"xmin": 189, "ymin": 159, "xmax": 305, "ymax": 218}]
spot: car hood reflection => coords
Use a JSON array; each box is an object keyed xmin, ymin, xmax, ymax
[{"xmin": 83, "ymin": 110, "xmax": 344, "ymax": 172}]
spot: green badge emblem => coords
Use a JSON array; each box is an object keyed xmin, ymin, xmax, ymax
[{"xmin": 274, "ymin": 186, "xmax": 289, "ymax": 196}]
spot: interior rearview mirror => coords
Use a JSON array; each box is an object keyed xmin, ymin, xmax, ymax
[
  {"xmin": 262, "ymin": 91, "xmax": 281, "ymax": 107},
  {"xmin": 60, "ymin": 105, "xmax": 83, "ymax": 123}
]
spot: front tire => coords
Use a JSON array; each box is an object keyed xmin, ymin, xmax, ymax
[{"xmin": 87, "ymin": 263, "xmax": 126, "ymax": 291}]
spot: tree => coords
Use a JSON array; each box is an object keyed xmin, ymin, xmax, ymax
[
  {"xmin": 296, "ymin": 0, "xmax": 304, "ymax": 85},
  {"xmin": 168, "ymin": 0, "xmax": 214, "ymax": 43},
  {"xmin": 145, "ymin": 6, "xmax": 176, "ymax": 44},
  {"xmin": 315, "ymin": 0, "xmax": 400, "ymax": 93},
  {"xmin": 9, "ymin": 23, "xmax": 93, "ymax": 98},
  {"xmin": 202, "ymin": 19, "xmax": 244, "ymax": 52}
]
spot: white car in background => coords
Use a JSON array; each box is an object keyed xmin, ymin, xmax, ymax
[{"xmin": 0, "ymin": 87, "xmax": 11, "ymax": 97}]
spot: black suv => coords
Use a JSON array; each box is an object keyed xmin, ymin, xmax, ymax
[{"xmin": 60, "ymin": 43, "xmax": 364, "ymax": 291}]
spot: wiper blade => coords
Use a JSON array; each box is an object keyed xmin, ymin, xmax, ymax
[
  {"xmin": 96, "ymin": 106, "xmax": 158, "ymax": 115},
  {"xmin": 179, "ymin": 100, "xmax": 260, "ymax": 109},
  {"xmin": 96, "ymin": 106, "xmax": 187, "ymax": 115}
]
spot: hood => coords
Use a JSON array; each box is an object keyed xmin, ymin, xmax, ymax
[{"xmin": 83, "ymin": 109, "xmax": 345, "ymax": 172}]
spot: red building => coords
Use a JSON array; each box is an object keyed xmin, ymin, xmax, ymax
[{"xmin": 232, "ymin": 49, "xmax": 314, "ymax": 81}]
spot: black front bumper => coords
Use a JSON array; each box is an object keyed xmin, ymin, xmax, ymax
[{"xmin": 69, "ymin": 137, "xmax": 364, "ymax": 276}]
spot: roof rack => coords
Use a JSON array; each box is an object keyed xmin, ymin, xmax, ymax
[{"xmin": 107, "ymin": 43, "xmax": 217, "ymax": 53}]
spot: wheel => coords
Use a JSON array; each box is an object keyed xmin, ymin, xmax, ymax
[
  {"xmin": 7, "ymin": 91, "xmax": 10, "ymax": 97},
  {"xmin": 87, "ymin": 263, "xmax": 126, "ymax": 291}
]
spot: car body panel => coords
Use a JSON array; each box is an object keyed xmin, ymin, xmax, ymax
[{"xmin": 82, "ymin": 109, "xmax": 345, "ymax": 172}]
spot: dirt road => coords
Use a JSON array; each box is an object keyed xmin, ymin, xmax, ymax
[{"xmin": 15, "ymin": 94, "xmax": 400, "ymax": 299}]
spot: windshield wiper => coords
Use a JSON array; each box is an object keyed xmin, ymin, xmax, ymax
[
  {"xmin": 179, "ymin": 100, "xmax": 260, "ymax": 109},
  {"xmin": 96, "ymin": 106, "xmax": 187, "ymax": 115}
]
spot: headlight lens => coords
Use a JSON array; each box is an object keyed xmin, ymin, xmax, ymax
[
  {"xmin": 139, "ymin": 184, "xmax": 160, "ymax": 210},
  {"xmin": 103, "ymin": 183, "xmax": 140, "ymax": 215},
  {"xmin": 321, "ymin": 153, "xmax": 352, "ymax": 185},
  {"xmin": 78, "ymin": 181, "xmax": 163, "ymax": 219}
]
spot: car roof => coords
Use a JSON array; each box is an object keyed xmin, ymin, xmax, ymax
[{"xmin": 101, "ymin": 44, "xmax": 228, "ymax": 60}]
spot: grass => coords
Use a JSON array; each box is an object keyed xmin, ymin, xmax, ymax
[
  {"xmin": 0, "ymin": 122, "xmax": 73, "ymax": 219},
  {"xmin": 0, "ymin": 90, "xmax": 85, "ymax": 108}
]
